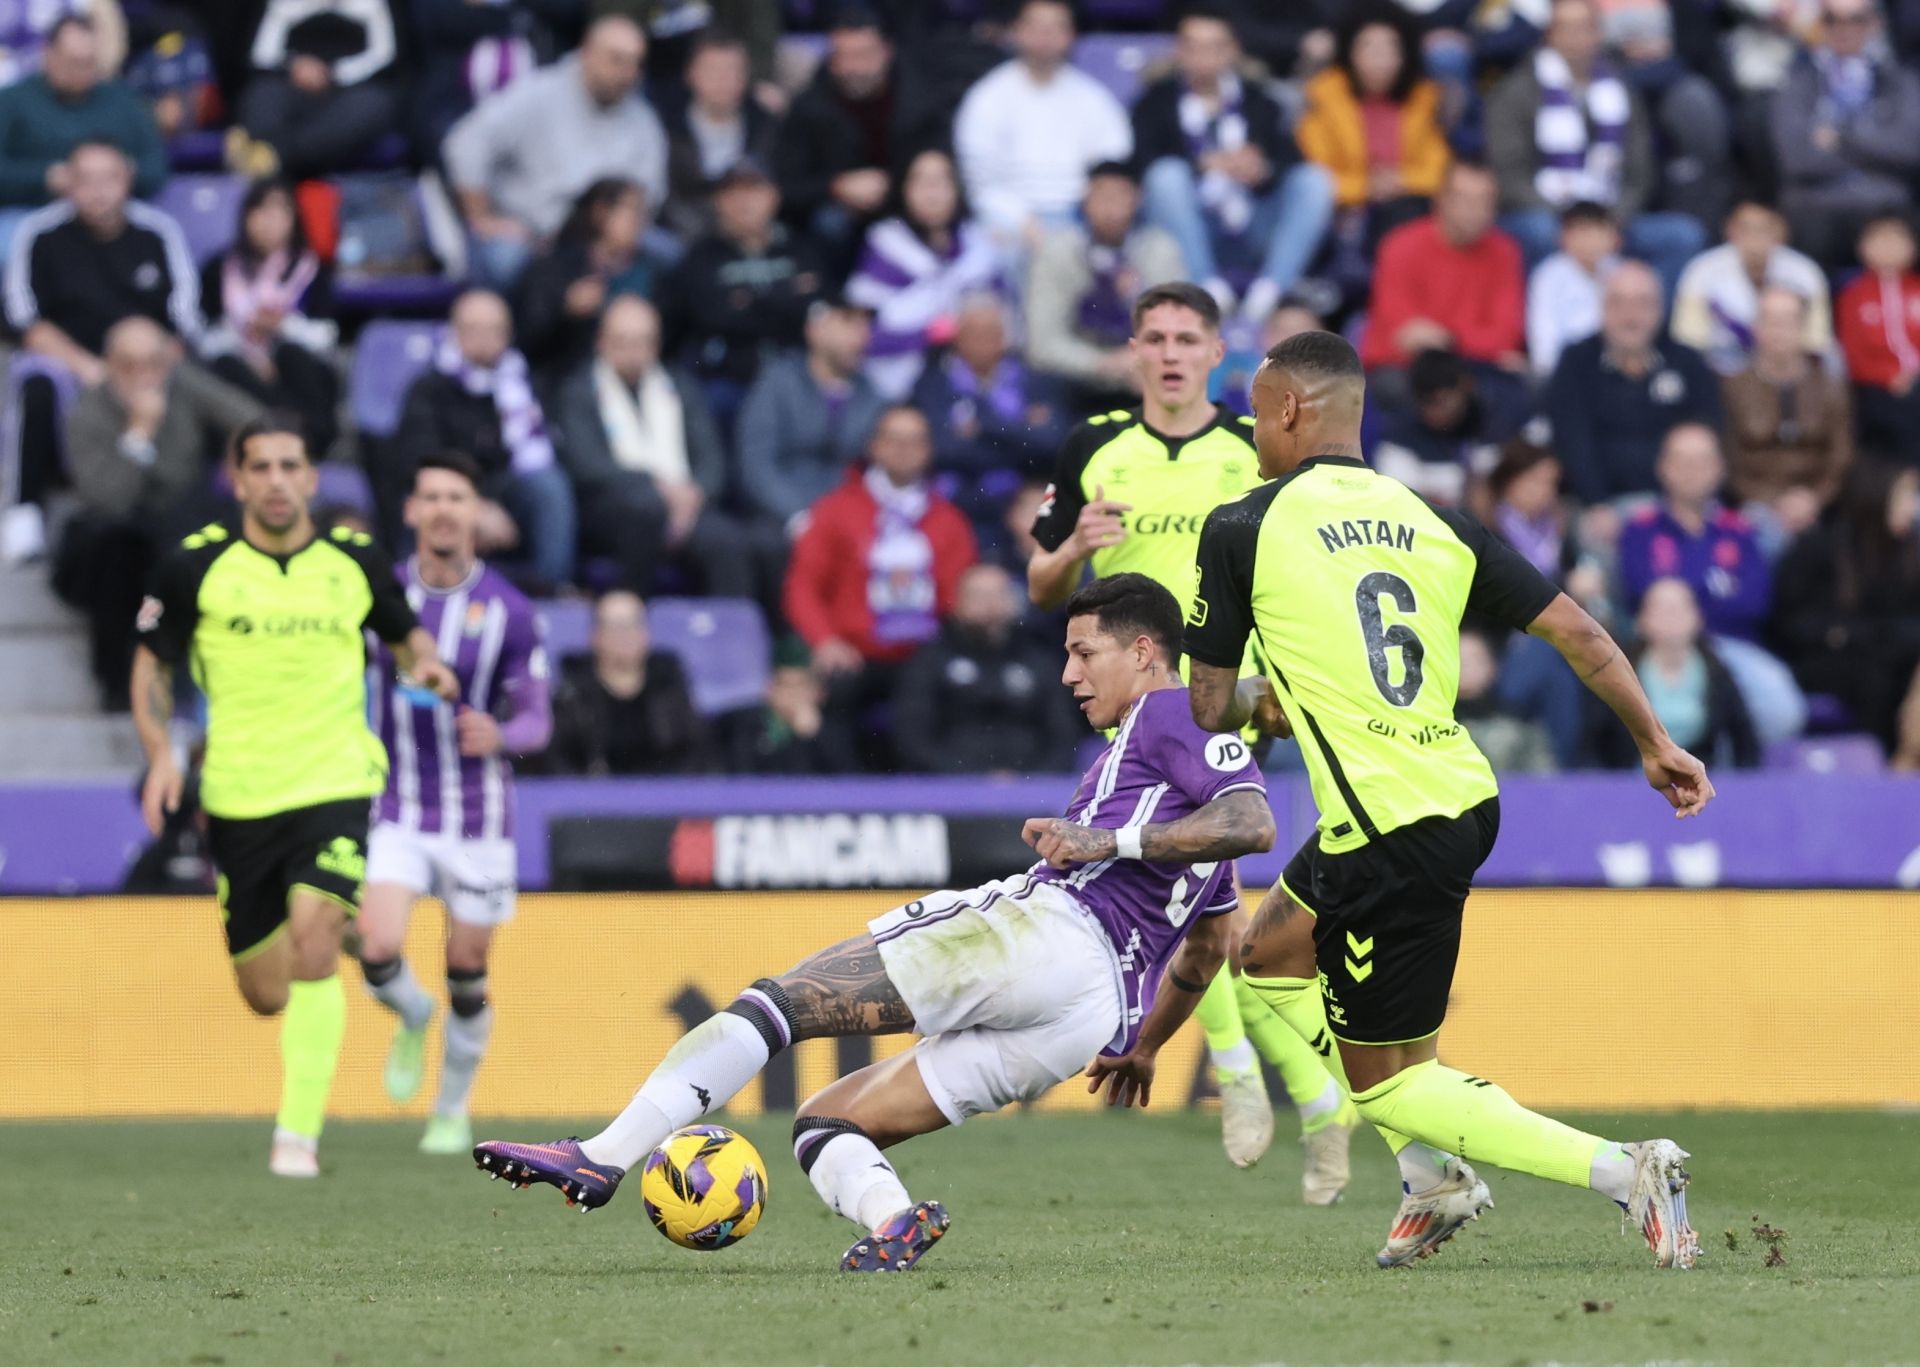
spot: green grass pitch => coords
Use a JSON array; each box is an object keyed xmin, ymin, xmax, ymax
[{"xmin": 3, "ymin": 1110, "xmax": 1915, "ymax": 1366}]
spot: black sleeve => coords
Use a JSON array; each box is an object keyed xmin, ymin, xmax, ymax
[
  {"xmin": 137, "ymin": 543, "xmax": 212, "ymax": 666},
  {"xmin": 332, "ymin": 530, "xmax": 419, "ymax": 643},
  {"xmin": 1187, "ymin": 496, "xmax": 1263, "ymax": 670},
  {"xmin": 1432, "ymin": 507, "xmax": 1562, "ymax": 631},
  {"xmin": 1028, "ymin": 423, "xmax": 1102, "ymax": 552}
]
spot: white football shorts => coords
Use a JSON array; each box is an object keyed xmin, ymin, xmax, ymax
[
  {"xmin": 367, "ymin": 823, "xmax": 518, "ymax": 927},
  {"xmin": 868, "ymin": 873, "xmax": 1124, "ymax": 1125}
]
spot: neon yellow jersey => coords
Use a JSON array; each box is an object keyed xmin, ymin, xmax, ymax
[
  {"xmin": 1188, "ymin": 457, "xmax": 1560, "ymax": 853},
  {"xmin": 137, "ymin": 523, "xmax": 419, "ymax": 820},
  {"xmin": 1031, "ymin": 408, "xmax": 1264, "ymax": 614}
]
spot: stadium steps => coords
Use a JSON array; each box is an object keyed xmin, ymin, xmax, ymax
[{"xmin": 0, "ymin": 562, "xmax": 139, "ymax": 777}]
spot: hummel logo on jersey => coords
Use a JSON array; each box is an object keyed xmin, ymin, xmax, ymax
[
  {"xmin": 691, "ymin": 1084, "xmax": 712, "ymax": 1114},
  {"xmin": 315, "ymin": 836, "xmax": 364, "ymax": 881}
]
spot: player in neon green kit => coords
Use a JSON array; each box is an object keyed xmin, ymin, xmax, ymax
[
  {"xmin": 1186, "ymin": 332, "xmax": 1710, "ymax": 1268},
  {"xmin": 1027, "ymin": 282, "xmax": 1356, "ymax": 1198},
  {"xmin": 133, "ymin": 416, "xmax": 457, "ymax": 1177}
]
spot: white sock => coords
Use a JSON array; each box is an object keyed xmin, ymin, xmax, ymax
[
  {"xmin": 797, "ymin": 1126, "xmax": 911, "ymax": 1232},
  {"xmin": 581, "ymin": 1011, "xmax": 772, "ymax": 1169},
  {"xmin": 1396, "ymin": 1141, "xmax": 1457, "ymax": 1195},
  {"xmin": 435, "ymin": 1002, "xmax": 492, "ymax": 1116},
  {"xmin": 1296, "ymin": 1077, "xmax": 1343, "ymax": 1126},
  {"xmin": 1210, "ymin": 1039, "xmax": 1257, "ymax": 1078},
  {"xmin": 363, "ymin": 957, "xmax": 434, "ymax": 1030},
  {"xmin": 1590, "ymin": 1142, "xmax": 1634, "ymax": 1206},
  {"xmin": 1239, "ymin": 277, "xmax": 1284, "ymax": 325}
]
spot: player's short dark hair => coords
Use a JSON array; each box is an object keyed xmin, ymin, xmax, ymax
[
  {"xmin": 415, "ymin": 450, "xmax": 482, "ymax": 490},
  {"xmin": 1263, "ymin": 329, "xmax": 1364, "ymax": 383},
  {"xmin": 1065, "ymin": 573, "xmax": 1184, "ymax": 668},
  {"xmin": 1132, "ymin": 281, "xmax": 1220, "ymax": 333},
  {"xmin": 1560, "ymin": 199, "xmax": 1614, "ymax": 230},
  {"xmin": 229, "ymin": 412, "xmax": 309, "ymax": 466}
]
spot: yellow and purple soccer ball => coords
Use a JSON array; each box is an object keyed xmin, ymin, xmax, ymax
[{"xmin": 639, "ymin": 1124, "xmax": 768, "ymax": 1250}]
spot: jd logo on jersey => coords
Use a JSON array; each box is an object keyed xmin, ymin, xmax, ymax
[
  {"xmin": 1186, "ymin": 596, "xmax": 1209, "ymax": 629},
  {"xmin": 1203, "ymin": 735, "xmax": 1249, "ymax": 773}
]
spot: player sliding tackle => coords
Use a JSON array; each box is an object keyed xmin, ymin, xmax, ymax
[
  {"xmin": 475, "ymin": 574, "xmax": 1279, "ymax": 1271},
  {"xmin": 1181, "ymin": 330, "xmax": 1715, "ymax": 1269}
]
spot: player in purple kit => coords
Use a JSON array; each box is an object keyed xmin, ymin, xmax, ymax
[
  {"xmin": 360, "ymin": 452, "xmax": 553, "ymax": 1155},
  {"xmin": 472, "ymin": 573, "xmax": 1280, "ymax": 1270}
]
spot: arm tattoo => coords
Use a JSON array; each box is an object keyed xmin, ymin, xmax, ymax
[
  {"xmin": 145, "ymin": 663, "xmax": 173, "ymax": 725},
  {"xmin": 1140, "ymin": 790, "xmax": 1275, "ymax": 864},
  {"xmin": 1187, "ymin": 663, "xmax": 1246, "ymax": 733},
  {"xmin": 774, "ymin": 933, "xmax": 916, "ymax": 1041},
  {"xmin": 1579, "ymin": 644, "xmax": 1620, "ymax": 682}
]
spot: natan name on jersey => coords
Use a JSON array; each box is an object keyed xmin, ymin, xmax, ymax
[{"xmin": 1316, "ymin": 519, "xmax": 1417, "ymax": 555}]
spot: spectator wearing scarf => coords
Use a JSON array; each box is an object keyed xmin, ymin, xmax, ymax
[
  {"xmin": 1769, "ymin": 0, "xmax": 1920, "ymax": 265},
  {"xmin": 395, "ymin": 289, "xmax": 576, "ymax": 586},
  {"xmin": 1484, "ymin": 0, "xmax": 1702, "ymax": 295},
  {"xmin": 198, "ymin": 177, "xmax": 340, "ymax": 456},
  {"xmin": 1129, "ymin": 9, "xmax": 1333, "ymax": 324},
  {"xmin": 911, "ymin": 294, "xmax": 1070, "ymax": 538},
  {"xmin": 783, "ymin": 404, "xmax": 977, "ymax": 770},
  {"xmin": 556, "ymin": 295, "xmax": 785, "ymax": 611},
  {"xmin": 844, "ymin": 148, "xmax": 1001, "ymax": 401}
]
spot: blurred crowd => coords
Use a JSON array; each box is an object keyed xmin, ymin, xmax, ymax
[{"xmin": 3, "ymin": 0, "xmax": 1919, "ymax": 776}]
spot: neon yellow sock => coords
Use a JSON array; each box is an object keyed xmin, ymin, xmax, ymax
[
  {"xmin": 1352, "ymin": 1059, "xmax": 1610, "ymax": 1189},
  {"xmin": 276, "ymin": 974, "xmax": 346, "ymax": 1140},
  {"xmin": 1192, "ymin": 963, "xmax": 1249, "ymax": 1070},
  {"xmin": 1231, "ymin": 973, "xmax": 1334, "ymax": 1109},
  {"xmin": 1242, "ymin": 972, "xmax": 1400, "ymax": 1145}
]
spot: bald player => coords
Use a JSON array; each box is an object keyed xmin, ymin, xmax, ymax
[{"xmin": 1179, "ymin": 331, "xmax": 1714, "ymax": 1270}]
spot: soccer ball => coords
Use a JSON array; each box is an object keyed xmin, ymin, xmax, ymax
[{"xmin": 639, "ymin": 1124, "xmax": 768, "ymax": 1250}]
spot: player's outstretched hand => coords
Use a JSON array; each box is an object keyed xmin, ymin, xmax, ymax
[
  {"xmin": 1086, "ymin": 1050, "xmax": 1156, "ymax": 1108},
  {"xmin": 413, "ymin": 655, "xmax": 460, "ymax": 702},
  {"xmin": 140, "ymin": 756, "xmax": 183, "ymax": 836},
  {"xmin": 1021, "ymin": 817, "xmax": 1115, "ymax": 869},
  {"xmin": 1642, "ymin": 741, "xmax": 1715, "ymax": 818}
]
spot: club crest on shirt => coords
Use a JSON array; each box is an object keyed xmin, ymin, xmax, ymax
[{"xmin": 464, "ymin": 600, "xmax": 488, "ymax": 635}]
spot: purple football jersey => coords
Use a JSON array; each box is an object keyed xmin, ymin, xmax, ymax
[
  {"xmin": 1032, "ymin": 687, "xmax": 1267, "ymax": 1052},
  {"xmin": 373, "ymin": 559, "xmax": 547, "ymax": 839}
]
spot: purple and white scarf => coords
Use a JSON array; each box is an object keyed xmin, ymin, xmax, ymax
[
  {"xmin": 862, "ymin": 467, "xmax": 938, "ymax": 648},
  {"xmin": 434, "ymin": 331, "xmax": 555, "ymax": 474},
  {"xmin": 1813, "ymin": 45, "xmax": 1878, "ymax": 121},
  {"xmin": 205, "ymin": 248, "xmax": 330, "ymax": 368},
  {"xmin": 1178, "ymin": 73, "xmax": 1254, "ymax": 234},
  {"xmin": 1533, "ymin": 47, "xmax": 1630, "ymax": 208},
  {"xmin": 1078, "ymin": 243, "xmax": 1133, "ymax": 348}
]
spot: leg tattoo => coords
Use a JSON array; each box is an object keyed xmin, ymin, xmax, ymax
[{"xmin": 774, "ymin": 935, "xmax": 915, "ymax": 1040}]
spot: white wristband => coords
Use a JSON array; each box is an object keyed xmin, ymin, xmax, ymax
[{"xmin": 1115, "ymin": 826, "xmax": 1143, "ymax": 860}]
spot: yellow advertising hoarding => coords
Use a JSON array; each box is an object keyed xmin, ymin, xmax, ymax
[{"xmin": 4, "ymin": 889, "xmax": 1914, "ymax": 1119}]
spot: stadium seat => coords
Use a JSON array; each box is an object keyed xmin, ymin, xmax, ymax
[
  {"xmin": 1072, "ymin": 34, "xmax": 1173, "ymax": 106},
  {"xmin": 649, "ymin": 597, "xmax": 771, "ymax": 716},
  {"xmin": 537, "ymin": 598, "xmax": 594, "ymax": 660},
  {"xmin": 349, "ymin": 320, "xmax": 439, "ymax": 438},
  {"xmin": 166, "ymin": 130, "xmax": 411, "ymax": 174},
  {"xmin": 1764, "ymin": 734, "xmax": 1884, "ymax": 775},
  {"xmin": 1083, "ymin": 0, "xmax": 1170, "ymax": 26},
  {"xmin": 153, "ymin": 174, "xmax": 248, "ymax": 264}
]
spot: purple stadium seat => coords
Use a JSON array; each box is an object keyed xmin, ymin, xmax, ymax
[
  {"xmin": 167, "ymin": 130, "xmax": 409, "ymax": 173},
  {"xmin": 649, "ymin": 597, "xmax": 771, "ymax": 716},
  {"xmin": 1083, "ymin": 0, "xmax": 1170, "ymax": 26},
  {"xmin": 331, "ymin": 275, "xmax": 462, "ymax": 319},
  {"xmin": 314, "ymin": 462, "xmax": 376, "ymax": 516},
  {"xmin": 1072, "ymin": 33, "xmax": 1173, "ymax": 106},
  {"xmin": 153, "ymin": 174, "xmax": 247, "ymax": 264},
  {"xmin": 537, "ymin": 598, "xmax": 594, "ymax": 661},
  {"xmin": 1802, "ymin": 692, "xmax": 1855, "ymax": 733},
  {"xmin": 350, "ymin": 321, "xmax": 439, "ymax": 437},
  {"xmin": 1764, "ymin": 734, "xmax": 1885, "ymax": 775}
]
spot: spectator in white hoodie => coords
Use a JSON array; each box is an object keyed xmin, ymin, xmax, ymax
[
  {"xmin": 1670, "ymin": 198, "xmax": 1832, "ymax": 376},
  {"xmin": 953, "ymin": 0, "xmax": 1131, "ymax": 261}
]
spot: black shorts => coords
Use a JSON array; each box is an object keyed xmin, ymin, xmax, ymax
[
  {"xmin": 1280, "ymin": 797, "xmax": 1500, "ymax": 1046},
  {"xmin": 205, "ymin": 799, "xmax": 369, "ymax": 960}
]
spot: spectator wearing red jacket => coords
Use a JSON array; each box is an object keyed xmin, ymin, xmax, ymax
[
  {"xmin": 1362, "ymin": 160, "xmax": 1532, "ymax": 435},
  {"xmin": 784, "ymin": 403, "xmax": 978, "ymax": 769},
  {"xmin": 1837, "ymin": 213, "xmax": 1920, "ymax": 455}
]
